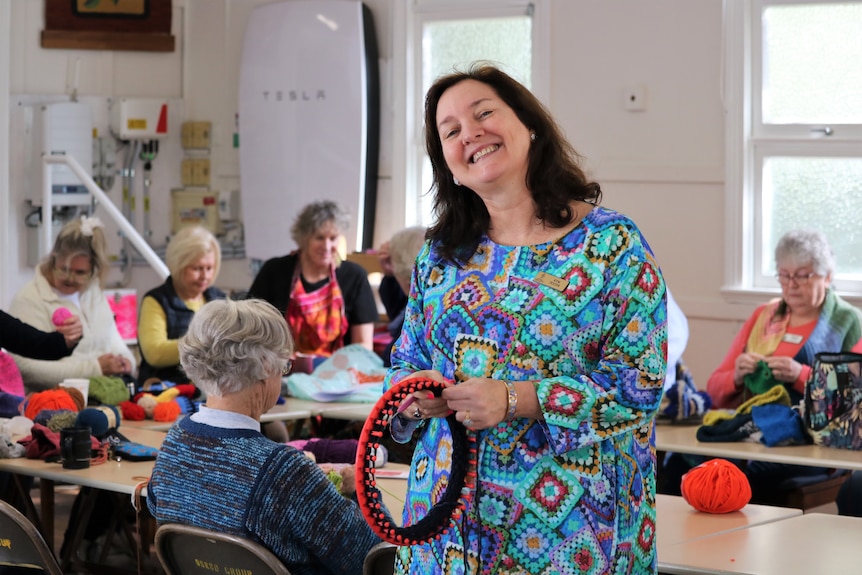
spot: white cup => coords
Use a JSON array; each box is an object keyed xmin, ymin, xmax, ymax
[{"xmin": 61, "ymin": 378, "xmax": 90, "ymax": 406}]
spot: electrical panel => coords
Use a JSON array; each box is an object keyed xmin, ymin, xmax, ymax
[
  {"xmin": 181, "ymin": 121, "xmax": 211, "ymax": 149},
  {"xmin": 171, "ymin": 189, "xmax": 223, "ymax": 235},
  {"xmin": 28, "ymin": 101, "xmax": 93, "ymax": 206},
  {"xmin": 110, "ymin": 98, "xmax": 170, "ymax": 139}
]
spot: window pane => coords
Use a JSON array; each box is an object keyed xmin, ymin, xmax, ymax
[
  {"xmin": 762, "ymin": 3, "xmax": 862, "ymax": 124},
  {"xmin": 761, "ymin": 157, "xmax": 862, "ymax": 278},
  {"xmin": 419, "ymin": 16, "xmax": 532, "ymax": 224},
  {"xmin": 422, "ymin": 17, "xmax": 532, "ymax": 92}
]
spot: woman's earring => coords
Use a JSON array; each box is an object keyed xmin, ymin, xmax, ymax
[
  {"xmin": 530, "ymin": 131, "xmax": 536, "ymax": 142},
  {"xmin": 453, "ymin": 176, "xmax": 461, "ymax": 186}
]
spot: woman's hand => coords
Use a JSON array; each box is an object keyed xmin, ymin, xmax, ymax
[
  {"xmin": 764, "ymin": 356, "xmax": 802, "ymax": 383},
  {"xmin": 733, "ymin": 352, "xmax": 765, "ymax": 388},
  {"xmin": 396, "ymin": 370, "xmax": 450, "ymax": 420},
  {"xmin": 56, "ymin": 315, "xmax": 83, "ymax": 348},
  {"xmin": 98, "ymin": 353, "xmax": 131, "ymax": 376},
  {"xmin": 441, "ymin": 377, "xmax": 508, "ymax": 430},
  {"xmin": 377, "ymin": 241, "xmax": 394, "ymax": 277}
]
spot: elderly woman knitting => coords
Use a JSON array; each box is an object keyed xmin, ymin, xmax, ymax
[
  {"xmin": 703, "ymin": 229, "xmax": 862, "ymax": 503},
  {"xmin": 148, "ymin": 298, "xmax": 382, "ymax": 575},
  {"xmin": 707, "ymin": 229, "xmax": 862, "ymax": 408}
]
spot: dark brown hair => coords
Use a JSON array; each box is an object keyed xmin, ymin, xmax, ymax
[{"xmin": 424, "ymin": 64, "xmax": 601, "ymax": 265}]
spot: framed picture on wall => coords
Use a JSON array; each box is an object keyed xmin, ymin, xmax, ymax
[
  {"xmin": 42, "ymin": 0, "xmax": 174, "ymax": 52},
  {"xmin": 73, "ymin": 0, "xmax": 149, "ymax": 18}
]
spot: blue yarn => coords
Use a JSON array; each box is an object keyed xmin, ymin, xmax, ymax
[{"xmin": 76, "ymin": 405, "xmax": 121, "ymax": 438}]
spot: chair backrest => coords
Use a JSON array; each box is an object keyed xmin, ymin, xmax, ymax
[
  {"xmin": 154, "ymin": 523, "xmax": 292, "ymax": 575},
  {"xmin": 363, "ymin": 542, "xmax": 396, "ymax": 575},
  {"xmin": 0, "ymin": 499, "xmax": 63, "ymax": 575}
]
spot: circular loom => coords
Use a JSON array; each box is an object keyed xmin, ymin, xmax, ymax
[{"xmin": 355, "ymin": 376, "xmax": 477, "ymax": 545}]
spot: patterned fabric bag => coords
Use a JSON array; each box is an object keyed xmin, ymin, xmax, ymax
[{"xmin": 803, "ymin": 351, "xmax": 862, "ymax": 449}]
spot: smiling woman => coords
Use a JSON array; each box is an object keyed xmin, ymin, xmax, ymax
[
  {"xmin": 248, "ymin": 201, "xmax": 379, "ymax": 361},
  {"xmin": 384, "ymin": 64, "xmax": 667, "ymax": 575},
  {"xmin": 8, "ymin": 216, "xmax": 136, "ymax": 392}
]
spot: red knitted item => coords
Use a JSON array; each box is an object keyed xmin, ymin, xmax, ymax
[
  {"xmin": 120, "ymin": 400, "xmax": 146, "ymax": 421},
  {"xmin": 355, "ymin": 376, "xmax": 477, "ymax": 545}
]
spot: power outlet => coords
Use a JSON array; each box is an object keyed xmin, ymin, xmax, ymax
[{"xmin": 624, "ymin": 85, "xmax": 647, "ymax": 112}]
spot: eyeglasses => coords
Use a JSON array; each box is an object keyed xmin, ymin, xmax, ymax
[
  {"xmin": 775, "ymin": 272, "xmax": 818, "ymax": 286},
  {"xmin": 53, "ymin": 260, "xmax": 94, "ymax": 283},
  {"xmin": 281, "ymin": 360, "xmax": 294, "ymax": 377}
]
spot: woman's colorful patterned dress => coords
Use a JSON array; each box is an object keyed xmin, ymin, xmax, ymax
[{"xmin": 386, "ymin": 207, "xmax": 667, "ymax": 575}]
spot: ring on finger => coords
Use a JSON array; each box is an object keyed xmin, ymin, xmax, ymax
[
  {"xmin": 413, "ymin": 407, "xmax": 422, "ymax": 419},
  {"xmin": 463, "ymin": 410, "xmax": 473, "ymax": 428}
]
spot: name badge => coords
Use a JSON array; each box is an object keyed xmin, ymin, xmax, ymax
[
  {"xmin": 536, "ymin": 271, "xmax": 568, "ymax": 292},
  {"xmin": 782, "ymin": 333, "xmax": 803, "ymax": 344}
]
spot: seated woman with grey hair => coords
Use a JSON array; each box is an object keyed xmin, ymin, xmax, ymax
[
  {"xmin": 249, "ymin": 200, "xmax": 378, "ymax": 362},
  {"xmin": 699, "ymin": 229, "xmax": 862, "ymax": 504},
  {"xmin": 707, "ymin": 228, "xmax": 862, "ymax": 408},
  {"xmin": 147, "ymin": 298, "xmax": 383, "ymax": 575}
]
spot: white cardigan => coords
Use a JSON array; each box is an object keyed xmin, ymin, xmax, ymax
[{"xmin": 9, "ymin": 268, "xmax": 135, "ymax": 392}]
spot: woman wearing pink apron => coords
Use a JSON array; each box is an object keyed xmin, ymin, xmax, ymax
[{"xmin": 249, "ymin": 200, "xmax": 378, "ymax": 363}]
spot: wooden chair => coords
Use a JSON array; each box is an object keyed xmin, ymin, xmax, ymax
[
  {"xmin": 0, "ymin": 499, "xmax": 63, "ymax": 575},
  {"xmin": 363, "ymin": 541, "xmax": 396, "ymax": 575},
  {"xmin": 154, "ymin": 523, "xmax": 292, "ymax": 575},
  {"xmin": 767, "ymin": 469, "xmax": 852, "ymax": 511}
]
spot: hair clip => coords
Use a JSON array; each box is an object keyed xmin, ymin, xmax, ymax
[{"xmin": 80, "ymin": 215, "xmax": 104, "ymax": 237}]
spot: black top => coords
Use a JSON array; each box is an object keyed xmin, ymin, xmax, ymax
[
  {"xmin": 0, "ymin": 310, "xmax": 72, "ymax": 360},
  {"xmin": 248, "ymin": 253, "xmax": 378, "ymax": 346},
  {"xmin": 137, "ymin": 278, "xmax": 226, "ymax": 386}
]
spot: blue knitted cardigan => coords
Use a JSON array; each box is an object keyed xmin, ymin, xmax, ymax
[{"xmin": 147, "ymin": 416, "xmax": 381, "ymax": 575}]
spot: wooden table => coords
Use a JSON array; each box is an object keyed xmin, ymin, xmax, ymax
[
  {"xmin": 656, "ymin": 494, "xmax": 801, "ymax": 550},
  {"xmin": 0, "ymin": 427, "xmax": 166, "ymax": 552},
  {"xmin": 281, "ymin": 398, "xmax": 374, "ymax": 420},
  {"xmin": 122, "ymin": 402, "xmax": 314, "ymax": 431},
  {"xmin": 655, "ymin": 424, "xmax": 862, "ymax": 471},
  {"xmin": 658, "ymin": 513, "xmax": 862, "ymax": 574}
]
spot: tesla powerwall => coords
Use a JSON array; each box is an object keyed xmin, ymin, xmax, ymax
[{"xmin": 239, "ymin": 0, "xmax": 379, "ymax": 260}]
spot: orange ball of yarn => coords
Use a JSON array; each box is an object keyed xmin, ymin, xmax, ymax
[
  {"xmin": 681, "ymin": 458, "xmax": 751, "ymax": 513},
  {"xmin": 24, "ymin": 388, "xmax": 81, "ymax": 420},
  {"xmin": 153, "ymin": 400, "xmax": 182, "ymax": 422}
]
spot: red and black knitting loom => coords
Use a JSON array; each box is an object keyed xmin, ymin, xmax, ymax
[{"xmin": 355, "ymin": 376, "xmax": 477, "ymax": 545}]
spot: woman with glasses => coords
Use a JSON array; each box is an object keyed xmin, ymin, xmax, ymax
[
  {"xmin": 688, "ymin": 229, "xmax": 862, "ymax": 504},
  {"xmin": 707, "ymin": 229, "xmax": 862, "ymax": 408},
  {"xmin": 8, "ymin": 216, "xmax": 135, "ymax": 392}
]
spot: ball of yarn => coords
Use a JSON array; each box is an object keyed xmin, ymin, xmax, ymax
[
  {"xmin": 61, "ymin": 386, "xmax": 86, "ymax": 411},
  {"xmin": 23, "ymin": 389, "xmax": 80, "ymax": 420},
  {"xmin": 45, "ymin": 411, "xmax": 78, "ymax": 433},
  {"xmin": 153, "ymin": 400, "xmax": 181, "ymax": 422},
  {"xmin": 119, "ymin": 400, "xmax": 146, "ymax": 421},
  {"xmin": 681, "ymin": 458, "xmax": 752, "ymax": 513},
  {"xmin": 76, "ymin": 405, "xmax": 120, "ymax": 438},
  {"xmin": 52, "ymin": 307, "xmax": 72, "ymax": 327},
  {"xmin": 88, "ymin": 376, "xmax": 131, "ymax": 405}
]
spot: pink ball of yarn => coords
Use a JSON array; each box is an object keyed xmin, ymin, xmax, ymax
[{"xmin": 52, "ymin": 307, "xmax": 72, "ymax": 327}]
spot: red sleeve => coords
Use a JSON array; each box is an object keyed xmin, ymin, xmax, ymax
[{"xmin": 706, "ymin": 305, "xmax": 766, "ymax": 409}]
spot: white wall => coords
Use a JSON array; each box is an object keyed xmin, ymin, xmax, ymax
[{"xmin": 2, "ymin": 0, "xmax": 745, "ymax": 386}]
